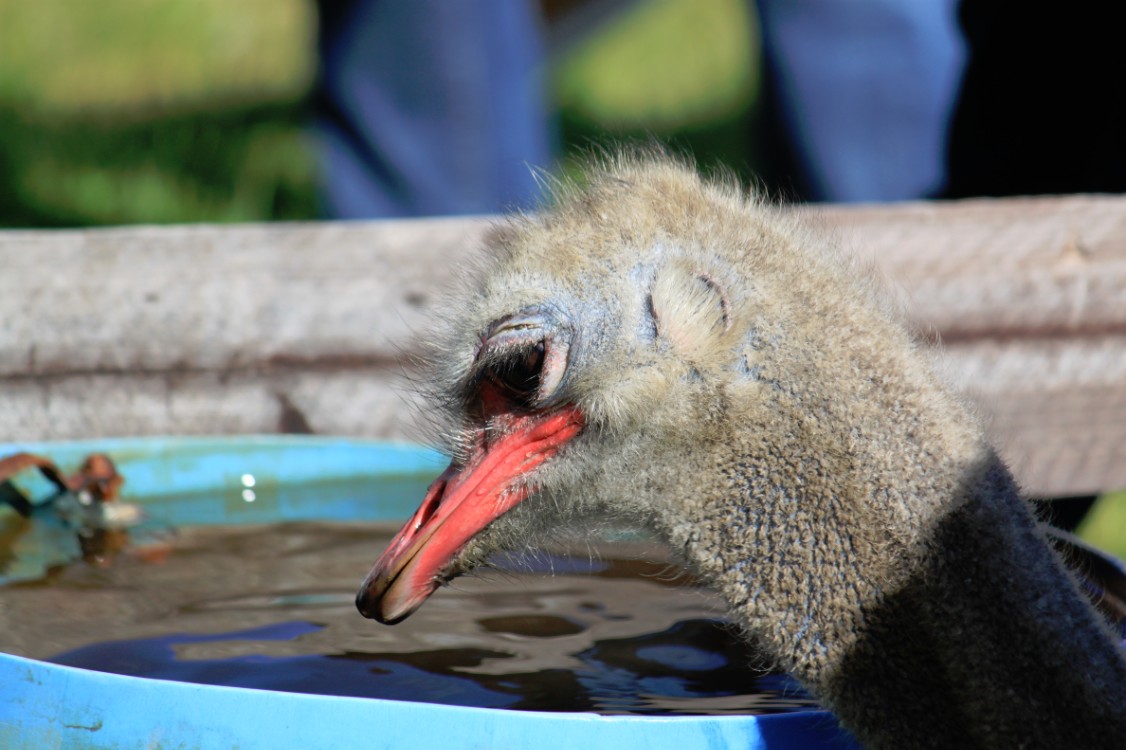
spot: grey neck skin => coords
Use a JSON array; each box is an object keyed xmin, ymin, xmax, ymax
[
  {"xmin": 820, "ymin": 470, "xmax": 1126, "ymax": 750},
  {"xmin": 658, "ymin": 429, "xmax": 1126, "ymax": 750}
]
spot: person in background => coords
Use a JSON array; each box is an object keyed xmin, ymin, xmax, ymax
[
  {"xmin": 755, "ymin": 0, "xmax": 1125, "ymax": 204},
  {"xmin": 753, "ymin": 0, "xmax": 965, "ymax": 202},
  {"xmin": 312, "ymin": 0, "xmax": 552, "ymax": 219}
]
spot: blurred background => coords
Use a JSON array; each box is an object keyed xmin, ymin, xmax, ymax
[
  {"xmin": 3, "ymin": 0, "xmax": 1122, "ymax": 225},
  {"xmin": 1, "ymin": 0, "xmax": 319, "ymax": 226},
  {"xmin": 0, "ymin": 0, "xmax": 768, "ymax": 227},
  {"xmin": 1, "ymin": 0, "xmax": 984, "ymax": 224}
]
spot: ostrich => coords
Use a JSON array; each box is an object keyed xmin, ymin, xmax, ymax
[{"xmin": 356, "ymin": 156, "xmax": 1126, "ymax": 749}]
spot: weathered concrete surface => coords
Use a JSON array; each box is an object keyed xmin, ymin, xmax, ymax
[{"xmin": 3, "ymin": 196, "xmax": 1125, "ymax": 497}]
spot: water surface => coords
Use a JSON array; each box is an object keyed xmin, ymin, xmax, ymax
[{"xmin": 0, "ymin": 509, "xmax": 819, "ymax": 715}]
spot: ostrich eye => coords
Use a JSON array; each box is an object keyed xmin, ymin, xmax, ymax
[
  {"xmin": 486, "ymin": 341, "xmax": 545, "ymax": 405},
  {"xmin": 474, "ymin": 309, "xmax": 571, "ymax": 412}
]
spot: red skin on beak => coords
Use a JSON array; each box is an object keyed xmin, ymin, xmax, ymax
[{"xmin": 356, "ymin": 405, "xmax": 585, "ymax": 624}]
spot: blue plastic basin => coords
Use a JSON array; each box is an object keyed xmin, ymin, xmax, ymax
[{"xmin": 0, "ymin": 436, "xmax": 857, "ymax": 749}]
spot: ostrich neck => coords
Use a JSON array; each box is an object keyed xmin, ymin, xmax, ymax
[
  {"xmin": 813, "ymin": 477, "xmax": 1126, "ymax": 749},
  {"xmin": 653, "ymin": 398, "xmax": 1126, "ymax": 750}
]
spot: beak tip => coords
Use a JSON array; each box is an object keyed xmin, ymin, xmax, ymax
[
  {"xmin": 355, "ymin": 578, "xmax": 427, "ymax": 625},
  {"xmin": 355, "ymin": 586, "xmax": 380, "ymax": 621}
]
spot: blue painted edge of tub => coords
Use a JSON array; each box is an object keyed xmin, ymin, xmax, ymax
[
  {"xmin": 0, "ymin": 436, "xmax": 860, "ymax": 750},
  {"xmin": 0, "ymin": 654, "xmax": 858, "ymax": 750},
  {"xmin": 0, "ymin": 435, "xmax": 449, "ymax": 526},
  {"xmin": 1, "ymin": 434, "xmax": 447, "ymax": 500}
]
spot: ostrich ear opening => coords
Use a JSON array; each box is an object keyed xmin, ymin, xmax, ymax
[{"xmin": 650, "ymin": 261, "xmax": 731, "ymax": 358}]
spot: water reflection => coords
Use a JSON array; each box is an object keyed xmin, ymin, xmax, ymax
[
  {"xmin": 2, "ymin": 520, "xmax": 822, "ymax": 716},
  {"xmin": 49, "ymin": 617, "xmax": 815, "ymax": 715}
]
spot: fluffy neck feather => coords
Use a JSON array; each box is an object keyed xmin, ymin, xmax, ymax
[{"xmin": 645, "ymin": 371, "xmax": 1126, "ymax": 750}]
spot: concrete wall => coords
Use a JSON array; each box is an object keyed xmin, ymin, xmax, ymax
[{"xmin": 3, "ymin": 197, "xmax": 1125, "ymax": 497}]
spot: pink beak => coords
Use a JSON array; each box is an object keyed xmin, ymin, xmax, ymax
[{"xmin": 356, "ymin": 405, "xmax": 585, "ymax": 624}]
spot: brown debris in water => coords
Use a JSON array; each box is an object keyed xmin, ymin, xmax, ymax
[
  {"xmin": 0, "ymin": 451, "xmax": 124, "ymax": 513},
  {"xmin": 0, "ymin": 450, "xmax": 155, "ymax": 569}
]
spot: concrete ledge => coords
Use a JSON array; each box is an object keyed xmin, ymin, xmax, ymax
[{"xmin": 3, "ymin": 196, "xmax": 1125, "ymax": 497}]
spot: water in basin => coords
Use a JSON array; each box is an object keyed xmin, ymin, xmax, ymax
[{"xmin": 0, "ymin": 478, "xmax": 819, "ymax": 716}]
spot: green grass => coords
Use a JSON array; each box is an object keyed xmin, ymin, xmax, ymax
[
  {"xmin": 0, "ymin": 0, "xmax": 314, "ymax": 112},
  {"xmin": 0, "ymin": 0, "xmax": 317, "ymax": 226},
  {"xmin": 1077, "ymin": 492, "xmax": 1126, "ymax": 562},
  {"xmin": 552, "ymin": 0, "xmax": 763, "ymax": 183},
  {"xmin": 553, "ymin": 0, "xmax": 759, "ymax": 130},
  {"xmin": 0, "ymin": 102, "xmax": 316, "ymax": 226}
]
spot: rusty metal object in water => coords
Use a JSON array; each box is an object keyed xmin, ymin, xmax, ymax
[
  {"xmin": 0, "ymin": 451, "xmax": 124, "ymax": 511},
  {"xmin": 0, "ymin": 450, "xmax": 150, "ymax": 576}
]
